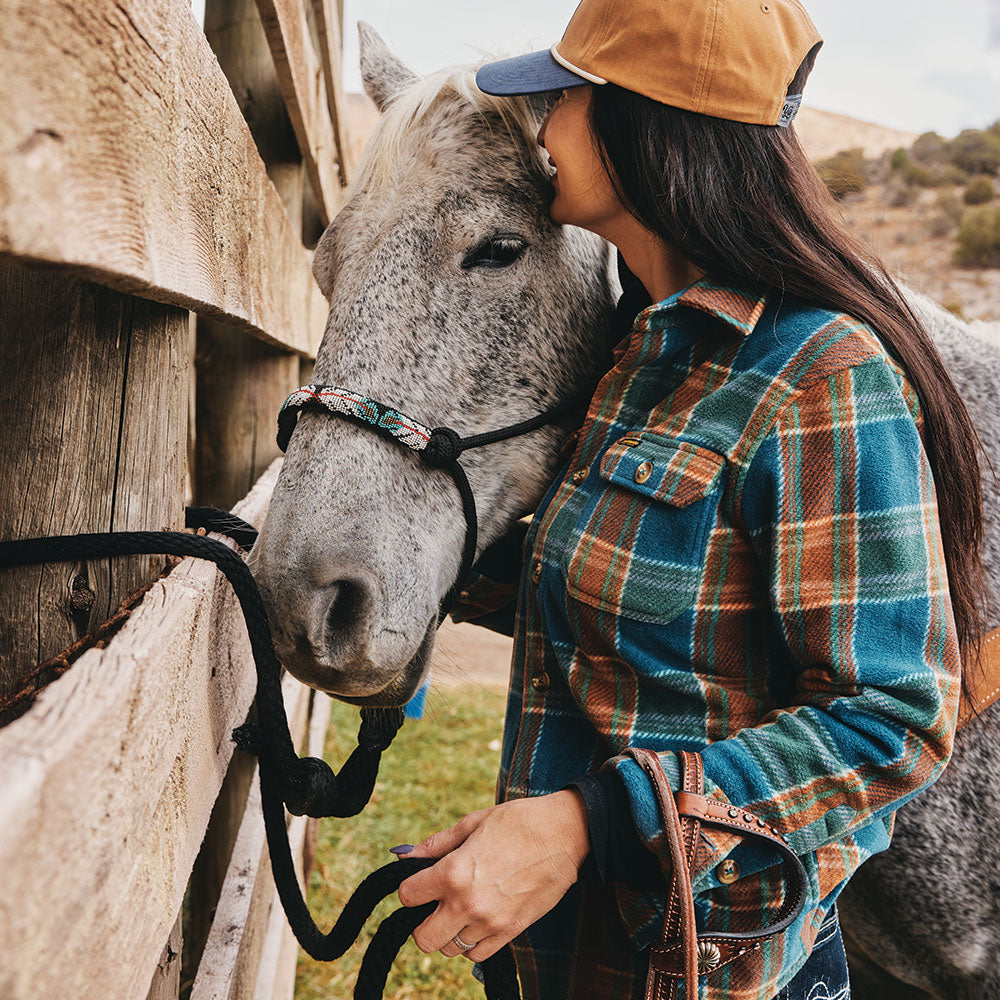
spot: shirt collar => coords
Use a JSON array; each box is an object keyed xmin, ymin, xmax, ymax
[{"xmin": 638, "ymin": 276, "xmax": 769, "ymax": 339}]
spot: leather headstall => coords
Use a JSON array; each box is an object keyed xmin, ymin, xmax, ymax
[{"xmin": 624, "ymin": 747, "xmax": 808, "ymax": 1000}]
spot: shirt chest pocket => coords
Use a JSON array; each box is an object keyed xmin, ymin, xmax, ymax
[{"xmin": 561, "ymin": 436, "xmax": 727, "ymax": 625}]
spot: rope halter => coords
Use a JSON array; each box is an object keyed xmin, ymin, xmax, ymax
[{"xmin": 275, "ymin": 384, "xmax": 587, "ymax": 623}]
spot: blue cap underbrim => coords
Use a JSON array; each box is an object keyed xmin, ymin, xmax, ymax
[{"xmin": 475, "ymin": 48, "xmax": 589, "ymax": 96}]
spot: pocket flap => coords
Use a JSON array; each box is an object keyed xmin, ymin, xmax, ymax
[{"xmin": 599, "ymin": 436, "xmax": 725, "ymax": 507}]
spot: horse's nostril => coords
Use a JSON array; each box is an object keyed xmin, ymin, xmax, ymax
[{"xmin": 323, "ymin": 578, "xmax": 369, "ymax": 652}]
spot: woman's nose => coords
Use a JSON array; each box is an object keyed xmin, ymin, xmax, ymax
[{"xmin": 536, "ymin": 115, "xmax": 549, "ymax": 149}]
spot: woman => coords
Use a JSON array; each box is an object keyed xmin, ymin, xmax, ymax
[{"xmin": 393, "ymin": 1, "xmax": 989, "ymax": 997}]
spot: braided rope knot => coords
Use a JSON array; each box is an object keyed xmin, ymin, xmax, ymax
[
  {"xmin": 421, "ymin": 427, "xmax": 463, "ymax": 468},
  {"xmin": 358, "ymin": 706, "xmax": 406, "ymax": 752},
  {"xmin": 283, "ymin": 755, "xmax": 341, "ymax": 817},
  {"xmin": 232, "ymin": 721, "xmax": 265, "ymax": 756}
]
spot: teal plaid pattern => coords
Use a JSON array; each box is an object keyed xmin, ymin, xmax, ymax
[{"xmin": 455, "ymin": 277, "xmax": 960, "ymax": 1000}]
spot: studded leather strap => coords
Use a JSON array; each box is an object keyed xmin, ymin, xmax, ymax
[{"xmin": 625, "ymin": 747, "xmax": 810, "ymax": 999}]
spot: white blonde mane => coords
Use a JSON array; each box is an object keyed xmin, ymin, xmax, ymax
[{"xmin": 347, "ymin": 63, "xmax": 546, "ymax": 198}]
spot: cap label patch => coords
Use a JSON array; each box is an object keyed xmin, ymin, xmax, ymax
[{"xmin": 778, "ymin": 94, "xmax": 803, "ymax": 127}]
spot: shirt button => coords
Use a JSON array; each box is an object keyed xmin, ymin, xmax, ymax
[
  {"xmin": 531, "ymin": 560, "xmax": 542, "ymax": 584},
  {"xmin": 531, "ymin": 672, "xmax": 550, "ymax": 691},
  {"xmin": 634, "ymin": 461, "xmax": 654, "ymax": 484},
  {"xmin": 570, "ymin": 468, "xmax": 589, "ymax": 484},
  {"xmin": 716, "ymin": 859, "xmax": 740, "ymax": 884}
]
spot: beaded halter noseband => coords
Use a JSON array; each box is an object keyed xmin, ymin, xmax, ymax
[{"xmin": 276, "ymin": 384, "xmax": 587, "ymax": 621}]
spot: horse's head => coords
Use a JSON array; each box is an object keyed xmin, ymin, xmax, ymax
[{"xmin": 251, "ymin": 24, "xmax": 618, "ymax": 704}]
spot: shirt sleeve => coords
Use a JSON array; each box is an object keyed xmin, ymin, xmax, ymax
[{"xmin": 606, "ymin": 355, "xmax": 962, "ymax": 899}]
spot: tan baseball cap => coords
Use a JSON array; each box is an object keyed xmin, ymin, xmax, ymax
[{"xmin": 476, "ymin": 0, "xmax": 823, "ymax": 127}]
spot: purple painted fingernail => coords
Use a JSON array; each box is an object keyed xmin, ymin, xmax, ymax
[{"xmin": 389, "ymin": 844, "xmax": 414, "ymax": 855}]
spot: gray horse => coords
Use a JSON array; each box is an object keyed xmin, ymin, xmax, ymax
[{"xmin": 251, "ymin": 24, "xmax": 1000, "ymax": 999}]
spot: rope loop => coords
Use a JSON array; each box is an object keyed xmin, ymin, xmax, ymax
[{"xmin": 421, "ymin": 427, "xmax": 463, "ymax": 468}]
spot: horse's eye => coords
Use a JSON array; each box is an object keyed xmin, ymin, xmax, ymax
[{"xmin": 462, "ymin": 233, "xmax": 528, "ymax": 270}]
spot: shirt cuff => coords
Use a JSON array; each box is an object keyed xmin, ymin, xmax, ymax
[{"xmin": 566, "ymin": 771, "xmax": 665, "ymax": 890}]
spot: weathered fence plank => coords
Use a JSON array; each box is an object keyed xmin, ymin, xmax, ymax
[
  {"xmin": 311, "ymin": 0, "xmax": 353, "ymax": 184},
  {"xmin": 0, "ymin": 461, "xmax": 281, "ymax": 1000},
  {"xmin": 252, "ymin": 813, "xmax": 311, "ymax": 1000},
  {"xmin": 0, "ymin": 0, "xmax": 327, "ymax": 356},
  {"xmin": 204, "ymin": 0, "xmax": 306, "ymax": 233},
  {"xmin": 146, "ymin": 914, "xmax": 184, "ymax": 1000},
  {"xmin": 0, "ymin": 261, "xmax": 187, "ymax": 703},
  {"xmin": 256, "ymin": 0, "xmax": 344, "ymax": 224},
  {"xmin": 197, "ymin": 0, "xmax": 310, "ymax": 511}
]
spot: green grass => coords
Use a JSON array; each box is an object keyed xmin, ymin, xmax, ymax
[{"xmin": 294, "ymin": 685, "xmax": 507, "ymax": 1000}]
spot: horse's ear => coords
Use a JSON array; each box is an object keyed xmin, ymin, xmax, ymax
[{"xmin": 358, "ymin": 21, "xmax": 418, "ymax": 112}]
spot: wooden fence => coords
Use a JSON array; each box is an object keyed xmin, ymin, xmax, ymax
[{"xmin": 0, "ymin": 0, "xmax": 351, "ymax": 995}]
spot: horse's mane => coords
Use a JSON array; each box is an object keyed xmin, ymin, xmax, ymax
[{"xmin": 348, "ymin": 63, "xmax": 546, "ymax": 197}]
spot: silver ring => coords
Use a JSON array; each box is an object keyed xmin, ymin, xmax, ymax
[{"xmin": 452, "ymin": 933, "xmax": 477, "ymax": 952}]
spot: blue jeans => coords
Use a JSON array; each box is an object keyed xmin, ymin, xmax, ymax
[{"xmin": 773, "ymin": 904, "xmax": 851, "ymax": 1000}]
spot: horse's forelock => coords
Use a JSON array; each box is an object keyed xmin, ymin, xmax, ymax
[{"xmin": 347, "ymin": 63, "xmax": 546, "ymax": 198}]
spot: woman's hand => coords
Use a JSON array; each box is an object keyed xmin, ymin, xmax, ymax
[{"xmin": 395, "ymin": 790, "xmax": 589, "ymax": 962}]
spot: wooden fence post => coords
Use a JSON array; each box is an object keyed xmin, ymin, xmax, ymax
[
  {"xmin": 194, "ymin": 0, "xmax": 309, "ymax": 511},
  {"xmin": 0, "ymin": 261, "xmax": 187, "ymax": 706}
]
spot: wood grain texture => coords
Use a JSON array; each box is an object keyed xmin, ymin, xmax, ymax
[
  {"xmin": 0, "ymin": 0, "xmax": 327, "ymax": 356},
  {"xmin": 195, "ymin": 0, "xmax": 307, "ymax": 511},
  {"xmin": 204, "ymin": 0, "xmax": 305, "ymax": 233},
  {"xmin": 0, "ymin": 261, "xmax": 187, "ymax": 700},
  {"xmin": 311, "ymin": 0, "xmax": 353, "ymax": 185},
  {"xmin": 255, "ymin": 0, "xmax": 344, "ymax": 224},
  {"xmin": 145, "ymin": 914, "xmax": 184, "ymax": 1000},
  {"xmin": 194, "ymin": 321, "xmax": 300, "ymax": 509},
  {"xmin": 0, "ymin": 461, "xmax": 280, "ymax": 1000}
]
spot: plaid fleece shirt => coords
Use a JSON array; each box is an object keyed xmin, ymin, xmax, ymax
[{"xmin": 452, "ymin": 276, "xmax": 961, "ymax": 1000}]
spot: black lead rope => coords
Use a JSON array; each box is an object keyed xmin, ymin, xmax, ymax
[
  {"xmin": 0, "ymin": 510, "xmax": 521, "ymax": 1000},
  {"xmin": 1, "ymin": 388, "xmax": 587, "ymax": 996}
]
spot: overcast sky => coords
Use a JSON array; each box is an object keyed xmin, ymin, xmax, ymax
[{"xmin": 339, "ymin": 0, "xmax": 1000, "ymax": 136}]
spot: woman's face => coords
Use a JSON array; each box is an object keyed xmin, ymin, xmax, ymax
[{"xmin": 536, "ymin": 85, "xmax": 624, "ymax": 236}]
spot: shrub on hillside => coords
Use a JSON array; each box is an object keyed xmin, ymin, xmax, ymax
[
  {"xmin": 935, "ymin": 189, "xmax": 965, "ymax": 224},
  {"xmin": 955, "ymin": 204, "xmax": 1000, "ymax": 267},
  {"xmin": 912, "ymin": 131, "xmax": 947, "ymax": 165},
  {"xmin": 947, "ymin": 129, "xmax": 1000, "ymax": 176},
  {"xmin": 964, "ymin": 175, "xmax": 996, "ymax": 205},
  {"xmin": 888, "ymin": 182, "xmax": 919, "ymax": 208},
  {"xmin": 818, "ymin": 147, "xmax": 869, "ymax": 199},
  {"xmin": 890, "ymin": 147, "xmax": 909, "ymax": 171}
]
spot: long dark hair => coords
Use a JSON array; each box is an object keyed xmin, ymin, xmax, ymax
[{"xmin": 587, "ymin": 61, "xmax": 992, "ymax": 685}]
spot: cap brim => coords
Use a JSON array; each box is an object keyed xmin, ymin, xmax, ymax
[{"xmin": 475, "ymin": 49, "xmax": 589, "ymax": 96}]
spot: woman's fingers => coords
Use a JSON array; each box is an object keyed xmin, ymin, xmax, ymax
[
  {"xmin": 398, "ymin": 792, "xmax": 591, "ymax": 962},
  {"xmin": 438, "ymin": 927, "xmax": 480, "ymax": 959},
  {"xmin": 409, "ymin": 896, "xmax": 488, "ymax": 955},
  {"xmin": 463, "ymin": 932, "xmax": 507, "ymax": 963}
]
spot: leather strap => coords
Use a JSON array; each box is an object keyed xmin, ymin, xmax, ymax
[
  {"xmin": 625, "ymin": 747, "xmax": 809, "ymax": 999},
  {"xmin": 958, "ymin": 624, "xmax": 1000, "ymax": 728}
]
